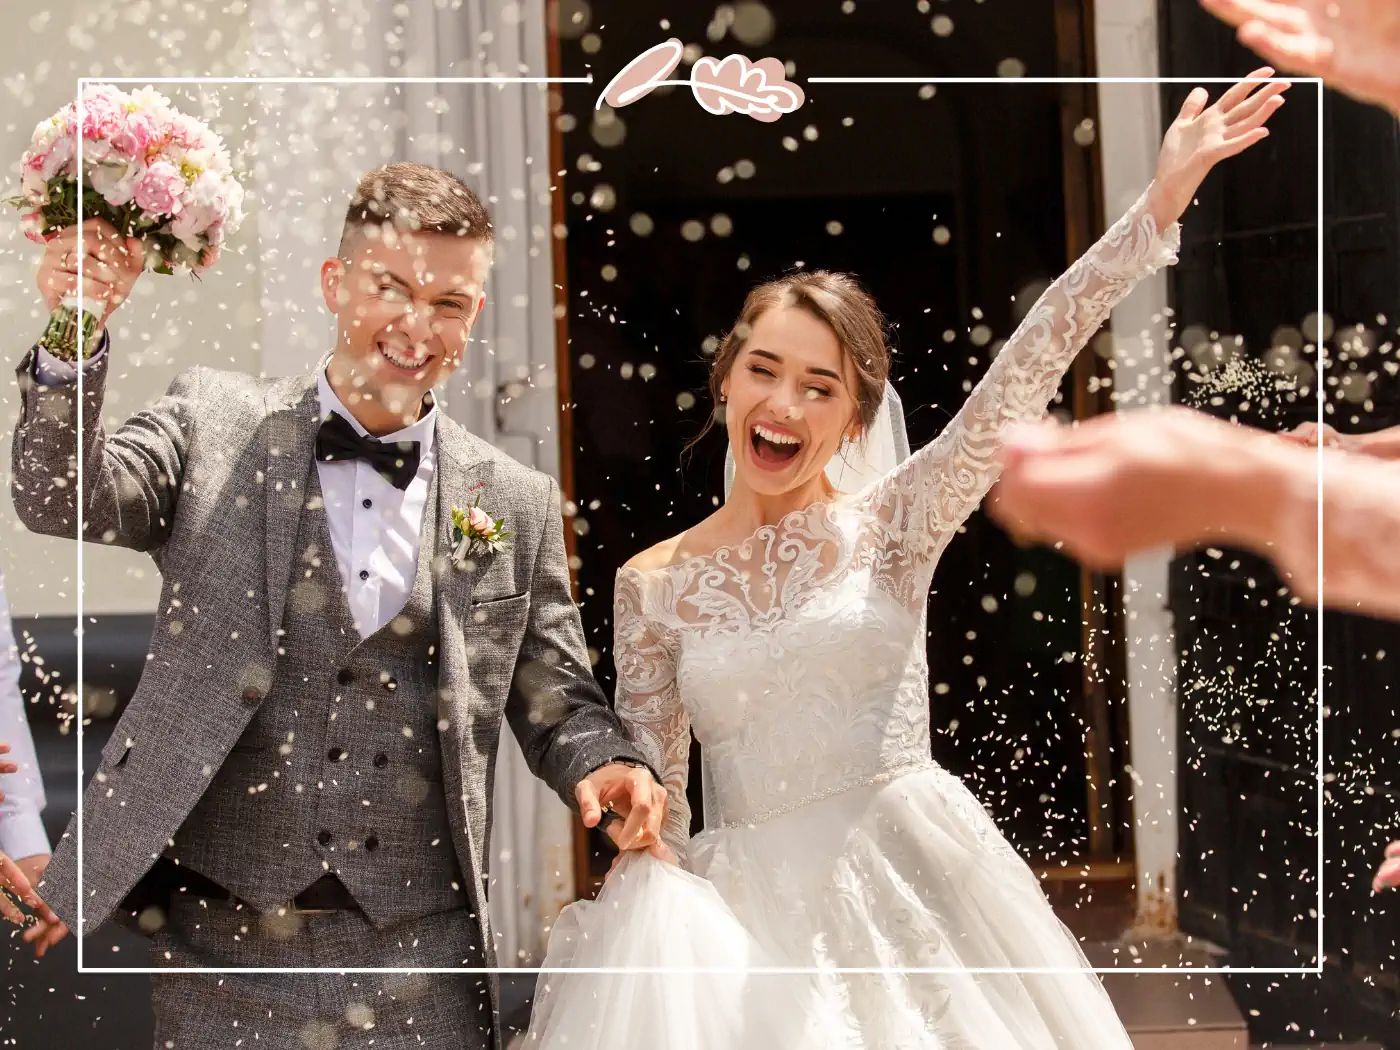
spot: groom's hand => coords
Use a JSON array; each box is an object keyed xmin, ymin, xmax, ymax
[
  {"xmin": 606, "ymin": 840, "xmax": 677, "ymax": 878},
  {"xmin": 576, "ymin": 763, "xmax": 667, "ymax": 852},
  {"xmin": 37, "ymin": 219, "xmax": 143, "ymax": 329}
]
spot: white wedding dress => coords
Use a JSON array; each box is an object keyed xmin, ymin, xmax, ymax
[{"xmin": 524, "ymin": 189, "xmax": 1180, "ymax": 1049}]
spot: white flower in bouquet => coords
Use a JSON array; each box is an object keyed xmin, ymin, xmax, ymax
[{"xmin": 6, "ymin": 83, "xmax": 246, "ymax": 360}]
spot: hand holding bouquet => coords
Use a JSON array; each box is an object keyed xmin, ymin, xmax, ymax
[{"xmin": 8, "ymin": 84, "xmax": 245, "ymax": 361}]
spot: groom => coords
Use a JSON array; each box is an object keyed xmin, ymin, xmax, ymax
[{"xmin": 11, "ymin": 162, "xmax": 665, "ymax": 1049}]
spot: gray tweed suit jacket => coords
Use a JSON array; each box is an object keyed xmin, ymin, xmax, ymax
[{"xmin": 10, "ymin": 349, "xmax": 649, "ymax": 1023}]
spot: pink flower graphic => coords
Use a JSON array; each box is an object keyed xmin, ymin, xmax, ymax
[
  {"xmin": 691, "ymin": 54, "xmax": 804, "ymax": 122},
  {"xmin": 597, "ymin": 38, "xmax": 804, "ymax": 122}
]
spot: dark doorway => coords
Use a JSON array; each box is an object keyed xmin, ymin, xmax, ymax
[
  {"xmin": 1159, "ymin": 0, "xmax": 1400, "ymax": 1043},
  {"xmin": 555, "ymin": 0, "xmax": 1132, "ymax": 897}
]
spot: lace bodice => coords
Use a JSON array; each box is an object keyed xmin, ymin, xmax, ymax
[{"xmin": 614, "ymin": 190, "xmax": 1180, "ymax": 866}]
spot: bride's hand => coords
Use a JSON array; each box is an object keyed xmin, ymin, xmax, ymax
[{"xmin": 1147, "ymin": 66, "xmax": 1289, "ymax": 229}]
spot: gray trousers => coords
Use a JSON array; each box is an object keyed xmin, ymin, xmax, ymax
[{"xmin": 149, "ymin": 893, "xmax": 493, "ymax": 1050}]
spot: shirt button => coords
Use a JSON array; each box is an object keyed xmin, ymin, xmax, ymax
[
  {"xmin": 358, "ymin": 569, "xmax": 370, "ymax": 581},
  {"xmin": 365, "ymin": 834, "xmax": 380, "ymax": 852},
  {"xmin": 373, "ymin": 753, "xmax": 388, "ymax": 769},
  {"xmin": 383, "ymin": 676, "xmax": 397, "ymax": 692},
  {"xmin": 328, "ymin": 747, "xmax": 347, "ymax": 762},
  {"xmin": 337, "ymin": 668, "xmax": 355, "ymax": 685},
  {"xmin": 317, "ymin": 830, "xmax": 332, "ymax": 846},
  {"xmin": 362, "ymin": 498, "xmax": 373, "ymax": 509}
]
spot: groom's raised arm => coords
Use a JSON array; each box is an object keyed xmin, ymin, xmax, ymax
[
  {"xmin": 505, "ymin": 474, "xmax": 660, "ymax": 811},
  {"xmin": 11, "ymin": 339, "xmax": 199, "ymax": 553}
]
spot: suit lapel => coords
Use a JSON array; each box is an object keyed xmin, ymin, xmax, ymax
[
  {"xmin": 263, "ymin": 377, "xmax": 321, "ymax": 651},
  {"xmin": 431, "ymin": 418, "xmax": 492, "ymax": 623}
]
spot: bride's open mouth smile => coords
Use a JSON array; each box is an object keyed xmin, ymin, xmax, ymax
[{"xmin": 749, "ymin": 421, "xmax": 804, "ymax": 471}]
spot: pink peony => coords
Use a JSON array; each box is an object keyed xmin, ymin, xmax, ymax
[
  {"xmin": 168, "ymin": 203, "xmax": 212, "ymax": 248},
  {"xmin": 19, "ymin": 164, "xmax": 47, "ymax": 199},
  {"xmin": 133, "ymin": 161, "xmax": 186, "ymax": 215},
  {"xmin": 468, "ymin": 506, "xmax": 493, "ymax": 534},
  {"xmin": 89, "ymin": 159, "xmax": 145, "ymax": 208},
  {"xmin": 77, "ymin": 87, "xmax": 124, "ymax": 141},
  {"xmin": 168, "ymin": 112, "xmax": 213, "ymax": 152},
  {"xmin": 109, "ymin": 109, "xmax": 160, "ymax": 159},
  {"xmin": 20, "ymin": 211, "xmax": 46, "ymax": 244},
  {"xmin": 26, "ymin": 134, "xmax": 74, "ymax": 182}
]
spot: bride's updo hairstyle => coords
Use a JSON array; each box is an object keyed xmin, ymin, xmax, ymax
[{"xmin": 689, "ymin": 271, "xmax": 892, "ymax": 451}]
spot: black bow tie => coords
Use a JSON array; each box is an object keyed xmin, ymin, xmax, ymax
[{"xmin": 314, "ymin": 411, "xmax": 421, "ymax": 490}]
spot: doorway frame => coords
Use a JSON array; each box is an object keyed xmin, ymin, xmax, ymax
[{"xmin": 550, "ymin": 0, "xmax": 1138, "ymax": 903}]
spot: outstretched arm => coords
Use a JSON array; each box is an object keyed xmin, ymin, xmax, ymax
[
  {"xmin": 865, "ymin": 71, "xmax": 1286, "ymax": 552},
  {"xmin": 0, "ymin": 573, "xmax": 47, "ymax": 865},
  {"xmin": 1202, "ymin": 0, "xmax": 1400, "ymax": 117},
  {"xmin": 988, "ymin": 406, "xmax": 1400, "ymax": 622},
  {"xmin": 1281, "ymin": 420, "xmax": 1400, "ymax": 461},
  {"xmin": 11, "ymin": 346, "xmax": 199, "ymax": 552}
]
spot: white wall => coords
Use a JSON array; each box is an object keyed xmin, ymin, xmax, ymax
[
  {"xmin": 0, "ymin": 1, "xmax": 262, "ymax": 619},
  {"xmin": 0, "ymin": 0, "xmax": 576, "ymax": 966},
  {"xmin": 1094, "ymin": 2, "xmax": 1182, "ymax": 933}
]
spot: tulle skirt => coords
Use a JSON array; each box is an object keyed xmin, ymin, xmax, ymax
[{"xmin": 524, "ymin": 763, "xmax": 1134, "ymax": 1049}]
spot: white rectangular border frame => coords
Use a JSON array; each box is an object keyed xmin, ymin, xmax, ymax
[{"xmin": 73, "ymin": 74, "xmax": 1321, "ymax": 980}]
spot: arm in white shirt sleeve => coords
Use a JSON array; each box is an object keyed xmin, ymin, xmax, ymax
[{"xmin": 0, "ymin": 573, "xmax": 49, "ymax": 859}]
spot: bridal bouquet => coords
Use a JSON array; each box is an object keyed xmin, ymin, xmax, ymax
[{"xmin": 7, "ymin": 84, "xmax": 246, "ymax": 359}]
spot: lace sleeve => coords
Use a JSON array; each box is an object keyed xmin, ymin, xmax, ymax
[
  {"xmin": 612, "ymin": 568, "xmax": 693, "ymax": 868},
  {"xmin": 866, "ymin": 186, "xmax": 1181, "ymax": 560}
]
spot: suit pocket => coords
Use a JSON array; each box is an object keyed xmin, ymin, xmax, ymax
[
  {"xmin": 470, "ymin": 591, "xmax": 528, "ymax": 610},
  {"xmin": 463, "ymin": 592, "xmax": 531, "ymax": 656},
  {"xmin": 100, "ymin": 726, "xmax": 135, "ymax": 768}
]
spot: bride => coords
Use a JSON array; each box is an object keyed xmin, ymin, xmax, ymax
[{"xmin": 524, "ymin": 70, "xmax": 1287, "ymax": 1049}]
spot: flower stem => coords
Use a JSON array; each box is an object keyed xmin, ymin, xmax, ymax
[{"xmin": 37, "ymin": 299, "xmax": 101, "ymax": 362}]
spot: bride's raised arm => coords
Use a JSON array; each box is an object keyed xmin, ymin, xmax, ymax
[
  {"xmin": 865, "ymin": 70, "xmax": 1287, "ymax": 546},
  {"xmin": 611, "ymin": 567, "xmax": 693, "ymax": 868}
]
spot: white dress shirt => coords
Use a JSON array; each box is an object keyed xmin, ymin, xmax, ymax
[
  {"xmin": 0, "ymin": 570, "xmax": 50, "ymax": 860},
  {"xmin": 313, "ymin": 368, "xmax": 438, "ymax": 638},
  {"xmin": 36, "ymin": 345, "xmax": 439, "ymax": 639}
]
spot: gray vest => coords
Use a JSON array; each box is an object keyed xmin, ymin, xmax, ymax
[{"xmin": 169, "ymin": 459, "xmax": 471, "ymax": 930}]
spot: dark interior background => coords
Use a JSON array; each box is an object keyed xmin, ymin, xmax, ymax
[
  {"xmin": 561, "ymin": 0, "xmax": 1112, "ymax": 878},
  {"xmin": 1159, "ymin": 0, "xmax": 1400, "ymax": 1044}
]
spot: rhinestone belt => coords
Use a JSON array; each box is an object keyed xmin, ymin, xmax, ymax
[{"xmin": 711, "ymin": 761, "xmax": 937, "ymax": 831}]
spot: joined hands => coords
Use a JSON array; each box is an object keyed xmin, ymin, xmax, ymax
[{"xmin": 575, "ymin": 762, "xmax": 677, "ymax": 877}]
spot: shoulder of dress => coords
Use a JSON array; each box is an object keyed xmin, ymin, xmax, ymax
[{"xmin": 622, "ymin": 536, "xmax": 687, "ymax": 574}]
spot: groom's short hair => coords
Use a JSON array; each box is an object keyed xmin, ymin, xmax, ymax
[{"xmin": 338, "ymin": 162, "xmax": 493, "ymax": 258}]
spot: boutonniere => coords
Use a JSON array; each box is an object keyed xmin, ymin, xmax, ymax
[{"xmin": 451, "ymin": 484, "xmax": 514, "ymax": 567}]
